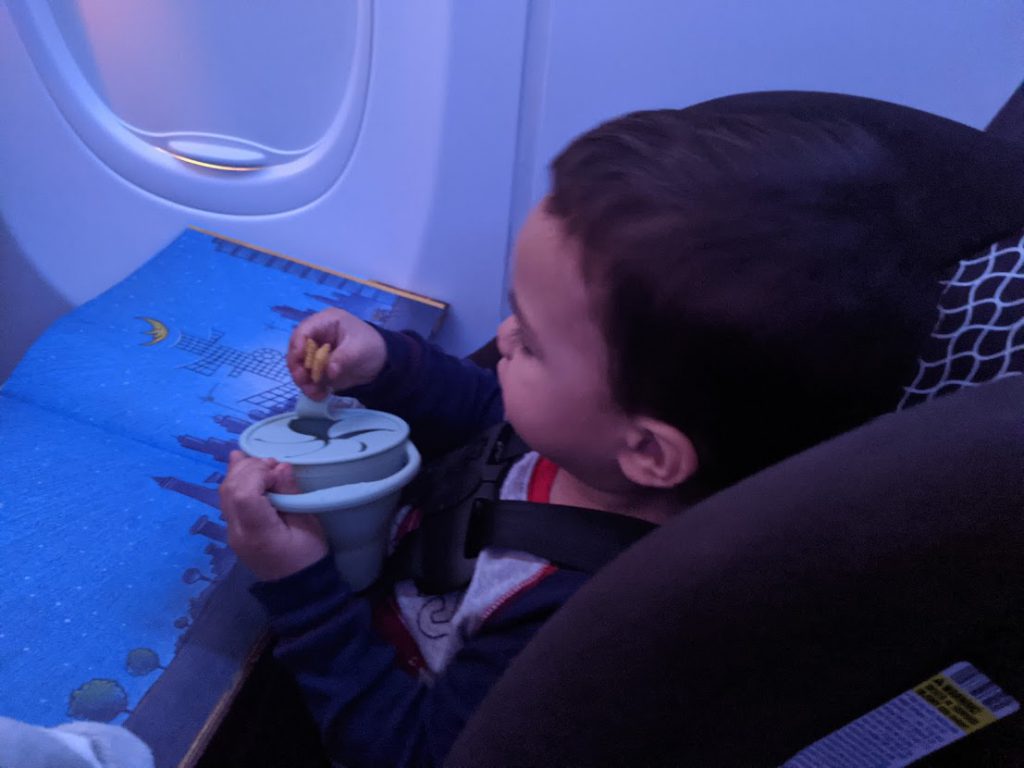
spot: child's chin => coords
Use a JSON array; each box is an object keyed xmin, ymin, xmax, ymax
[{"xmin": 505, "ymin": 417, "xmax": 543, "ymax": 452}]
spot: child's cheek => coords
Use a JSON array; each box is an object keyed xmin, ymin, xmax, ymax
[{"xmin": 497, "ymin": 365, "xmax": 528, "ymax": 431}]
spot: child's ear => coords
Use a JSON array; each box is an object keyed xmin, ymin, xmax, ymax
[{"xmin": 617, "ymin": 417, "xmax": 698, "ymax": 489}]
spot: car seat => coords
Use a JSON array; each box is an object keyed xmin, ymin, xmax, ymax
[{"xmin": 447, "ymin": 90, "xmax": 1024, "ymax": 767}]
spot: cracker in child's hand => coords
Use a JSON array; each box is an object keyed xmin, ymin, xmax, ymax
[
  {"xmin": 311, "ymin": 343, "xmax": 331, "ymax": 383},
  {"xmin": 303, "ymin": 338, "xmax": 317, "ymax": 369}
]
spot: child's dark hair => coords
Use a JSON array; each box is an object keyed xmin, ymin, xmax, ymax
[{"xmin": 548, "ymin": 108, "xmax": 943, "ymax": 492}]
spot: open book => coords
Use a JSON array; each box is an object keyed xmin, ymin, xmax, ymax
[{"xmin": 0, "ymin": 229, "xmax": 445, "ymax": 738}]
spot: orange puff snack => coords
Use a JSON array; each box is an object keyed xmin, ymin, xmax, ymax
[{"xmin": 303, "ymin": 338, "xmax": 332, "ymax": 383}]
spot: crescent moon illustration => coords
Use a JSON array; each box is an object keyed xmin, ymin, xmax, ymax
[{"xmin": 136, "ymin": 316, "xmax": 169, "ymax": 346}]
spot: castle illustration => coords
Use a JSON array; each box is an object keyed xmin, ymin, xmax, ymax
[{"xmin": 175, "ymin": 329, "xmax": 289, "ymax": 381}]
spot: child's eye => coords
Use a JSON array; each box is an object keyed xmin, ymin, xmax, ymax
[{"xmin": 510, "ymin": 326, "xmax": 534, "ymax": 357}]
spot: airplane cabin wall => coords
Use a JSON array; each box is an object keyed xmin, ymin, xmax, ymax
[
  {"xmin": 0, "ymin": 1, "xmax": 527, "ymax": 380},
  {"xmin": 510, "ymin": 0, "xmax": 1024, "ymax": 240},
  {"xmin": 2, "ymin": 0, "xmax": 1022, "ymax": 383}
]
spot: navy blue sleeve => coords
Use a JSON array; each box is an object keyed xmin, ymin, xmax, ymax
[
  {"xmin": 343, "ymin": 329, "xmax": 504, "ymax": 459},
  {"xmin": 251, "ymin": 557, "xmax": 587, "ymax": 768}
]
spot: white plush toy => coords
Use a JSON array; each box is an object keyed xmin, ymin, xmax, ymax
[{"xmin": 0, "ymin": 716, "xmax": 154, "ymax": 768}]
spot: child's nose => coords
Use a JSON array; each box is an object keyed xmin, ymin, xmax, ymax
[{"xmin": 496, "ymin": 316, "xmax": 514, "ymax": 358}]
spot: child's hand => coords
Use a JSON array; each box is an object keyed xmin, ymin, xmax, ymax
[
  {"xmin": 287, "ymin": 308, "xmax": 388, "ymax": 400},
  {"xmin": 221, "ymin": 451, "xmax": 328, "ymax": 582}
]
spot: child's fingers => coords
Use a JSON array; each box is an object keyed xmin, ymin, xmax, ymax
[
  {"xmin": 286, "ymin": 333, "xmax": 311, "ymax": 375},
  {"xmin": 288, "ymin": 311, "xmax": 364, "ymax": 398},
  {"xmin": 326, "ymin": 356, "xmax": 339, "ymax": 382},
  {"xmin": 220, "ymin": 458, "xmax": 283, "ymax": 534},
  {"xmin": 219, "ymin": 450, "xmax": 330, "ymax": 580},
  {"xmin": 300, "ymin": 382, "xmax": 329, "ymax": 401},
  {"xmin": 280, "ymin": 509, "xmax": 325, "ymax": 541},
  {"xmin": 270, "ymin": 462, "xmax": 302, "ymax": 495}
]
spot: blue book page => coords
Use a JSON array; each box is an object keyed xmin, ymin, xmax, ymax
[
  {"xmin": 3, "ymin": 229, "xmax": 447, "ymax": 466},
  {"xmin": 0, "ymin": 229, "xmax": 446, "ymax": 731},
  {"xmin": 0, "ymin": 396, "xmax": 230, "ymax": 727}
]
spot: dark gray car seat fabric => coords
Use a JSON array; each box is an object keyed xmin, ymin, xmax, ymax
[
  {"xmin": 447, "ymin": 91, "xmax": 1024, "ymax": 767},
  {"xmin": 987, "ymin": 82, "xmax": 1024, "ymax": 144},
  {"xmin": 448, "ymin": 375, "xmax": 1024, "ymax": 767},
  {"xmin": 686, "ymin": 91, "xmax": 1024, "ymax": 266}
]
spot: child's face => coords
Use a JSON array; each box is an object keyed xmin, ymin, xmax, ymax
[{"xmin": 497, "ymin": 203, "xmax": 632, "ymax": 491}]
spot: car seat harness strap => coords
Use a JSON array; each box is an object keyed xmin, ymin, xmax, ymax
[{"xmin": 389, "ymin": 422, "xmax": 656, "ymax": 594}]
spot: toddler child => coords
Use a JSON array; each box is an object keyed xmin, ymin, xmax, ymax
[{"xmin": 220, "ymin": 104, "xmax": 941, "ymax": 766}]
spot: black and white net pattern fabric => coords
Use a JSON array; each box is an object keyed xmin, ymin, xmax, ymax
[{"xmin": 899, "ymin": 230, "xmax": 1024, "ymax": 410}]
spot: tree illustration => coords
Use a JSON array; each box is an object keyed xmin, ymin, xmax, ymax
[
  {"xmin": 125, "ymin": 647, "xmax": 163, "ymax": 676},
  {"xmin": 67, "ymin": 678, "xmax": 129, "ymax": 722}
]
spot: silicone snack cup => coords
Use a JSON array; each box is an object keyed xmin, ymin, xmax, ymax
[{"xmin": 243, "ymin": 395, "xmax": 421, "ymax": 591}]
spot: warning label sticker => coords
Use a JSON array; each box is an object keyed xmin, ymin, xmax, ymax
[{"xmin": 782, "ymin": 661, "xmax": 1019, "ymax": 767}]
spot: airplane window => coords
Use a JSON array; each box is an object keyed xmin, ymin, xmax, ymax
[
  {"xmin": 50, "ymin": 0, "xmax": 359, "ymax": 163},
  {"xmin": 9, "ymin": 0, "xmax": 371, "ymax": 212}
]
